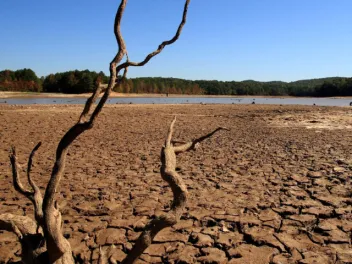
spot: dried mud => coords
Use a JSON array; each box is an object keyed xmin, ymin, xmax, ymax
[{"xmin": 0, "ymin": 104, "xmax": 351, "ymax": 263}]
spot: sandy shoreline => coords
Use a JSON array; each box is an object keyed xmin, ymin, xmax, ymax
[
  {"xmin": 0, "ymin": 104, "xmax": 351, "ymax": 263},
  {"xmin": 1, "ymin": 91, "xmax": 352, "ymax": 99}
]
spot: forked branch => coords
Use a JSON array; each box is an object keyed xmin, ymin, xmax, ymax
[
  {"xmin": 7, "ymin": 0, "xmax": 191, "ymax": 263},
  {"xmin": 173, "ymin": 127, "xmax": 230, "ymax": 153},
  {"xmin": 79, "ymin": 0, "xmax": 128, "ymax": 124},
  {"xmin": 10, "ymin": 147, "xmax": 33, "ymax": 198},
  {"xmin": 116, "ymin": 0, "xmax": 191, "ymax": 72},
  {"xmin": 40, "ymin": 0, "xmax": 191, "ymax": 263},
  {"xmin": 10, "ymin": 143, "xmax": 44, "ymax": 226},
  {"xmin": 122, "ymin": 117, "xmax": 227, "ymax": 264},
  {"xmin": 41, "ymin": 1, "xmax": 129, "ymax": 252}
]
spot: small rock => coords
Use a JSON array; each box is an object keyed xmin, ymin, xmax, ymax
[
  {"xmin": 144, "ymin": 244, "xmax": 166, "ymax": 256},
  {"xmin": 307, "ymin": 171, "xmax": 323, "ymax": 178},
  {"xmin": 95, "ymin": 228, "xmax": 126, "ymax": 245},
  {"xmin": 333, "ymin": 167, "xmax": 345, "ymax": 173},
  {"xmin": 166, "ymin": 245, "xmax": 199, "ymax": 264},
  {"xmin": 228, "ymin": 244, "xmax": 279, "ymax": 264},
  {"xmin": 190, "ymin": 232, "xmax": 214, "ymax": 247},
  {"xmin": 198, "ymin": 248, "xmax": 227, "ymax": 264},
  {"xmin": 154, "ymin": 228, "xmax": 189, "ymax": 243},
  {"xmin": 288, "ymin": 214, "xmax": 316, "ymax": 226},
  {"xmin": 216, "ymin": 232, "xmax": 244, "ymax": 249}
]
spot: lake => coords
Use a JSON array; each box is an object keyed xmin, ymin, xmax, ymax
[{"xmin": 0, "ymin": 97, "xmax": 351, "ymax": 107}]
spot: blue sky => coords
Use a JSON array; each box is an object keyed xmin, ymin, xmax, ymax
[{"xmin": 1, "ymin": 0, "xmax": 351, "ymax": 82}]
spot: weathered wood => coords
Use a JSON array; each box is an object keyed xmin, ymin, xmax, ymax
[
  {"xmin": 0, "ymin": 213, "xmax": 47, "ymax": 264},
  {"xmin": 5, "ymin": 1, "xmax": 192, "ymax": 263},
  {"xmin": 122, "ymin": 117, "xmax": 227, "ymax": 264}
]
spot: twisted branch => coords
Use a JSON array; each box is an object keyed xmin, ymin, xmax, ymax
[
  {"xmin": 173, "ymin": 127, "xmax": 229, "ymax": 153},
  {"xmin": 10, "ymin": 143, "xmax": 44, "ymax": 227},
  {"xmin": 41, "ymin": 1, "xmax": 190, "ymax": 263},
  {"xmin": 7, "ymin": 0, "xmax": 191, "ymax": 263},
  {"xmin": 116, "ymin": 0, "xmax": 190, "ymax": 73},
  {"xmin": 27, "ymin": 142, "xmax": 44, "ymax": 226},
  {"xmin": 7, "ymin": 144, "xmax": 47, "ymax": 263},
  {"xmin": 78, "ymin": 84, "xmax": 103, "ymax": 123},
  {"xmin": 10, "ymin": 147, "xmax": 32, "ymax": 198},
  {"xmin": 41, "ymin": 1, "xmax": 129, "ymax": 261},
  {"xmin": 27, "ymin": 142, "xmax": 42, "ymax": 187},
  {"xmin": 79, "ymin": 0, "xmax": 128, "ymax": 124},
  {"xmin": 122, "ymin": 117, "xmax": 226, "ymax": 263}
]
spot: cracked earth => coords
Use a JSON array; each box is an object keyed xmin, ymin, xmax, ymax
[{"xmin": 0, "ymin": 104, "xmax": 351, "ymax": 263}]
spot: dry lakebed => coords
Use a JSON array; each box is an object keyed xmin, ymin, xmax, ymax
[{"xmin": 0, "ymin": 104, "xmax": 351, "ymax": 263}]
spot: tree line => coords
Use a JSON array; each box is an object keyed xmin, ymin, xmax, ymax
[
  {"xmin": 111, "ymin": 76, "xmax": 352, "ymax": 97},
  {"xmin": 0, "ymin": 69, "xmax": 43, "ymax": 92},
  {"xmin": 42, "ymin": 70, "xmax": 109, "ymax": 94},
  {"xmin": 0, "ymin": 69, "xmax": 109, "ymax": 94},
  {"xmin": 115, "ymin": 77, "xmax": 203, "ymax": 95},
  {"xmin": 1, "ymin": 68, "xmax": 352, "ymax": 96}
]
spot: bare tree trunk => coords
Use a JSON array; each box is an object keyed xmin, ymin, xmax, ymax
[{"xmin": 3, "ymin": 1, "xmax": 192, "ymax": 263}]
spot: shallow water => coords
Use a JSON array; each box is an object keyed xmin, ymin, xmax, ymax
[{"xmin": 0, "ymin": 96, "xmax": 351, "ymax": 107}]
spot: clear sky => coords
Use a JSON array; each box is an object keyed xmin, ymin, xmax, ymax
[{"xmin": 1, "ymin": 0, "xmax": 351, "ymax": 82}]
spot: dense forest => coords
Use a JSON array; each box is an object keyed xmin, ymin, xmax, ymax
[
  {"xmin": 0, "ymin": 69, "xmax": 43, "ymax": 92},
  {"xmin": 194, "ymin": 77, "xmax": 352, "ymax": 97},
  {"xmin": 0, "ymin": 69, "xmax": 109, "ymax": 94},
  {"xmin": 1, "ymin": 68, "xmax": 352, "ymax": 97},
  {"xmin": 42, "ymin": 70, "xmax": 109, "ymax": 93},
  {"xmin": 114, "ymin": 77, "xmax": 203, "ymax": 95}
]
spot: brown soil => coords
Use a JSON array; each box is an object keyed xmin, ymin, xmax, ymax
[{"xmin": 0, "ymin": 104, "xmax": 351, "ymax": 263}]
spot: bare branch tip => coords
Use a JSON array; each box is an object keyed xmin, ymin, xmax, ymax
[
  {"xmin": 35, "ymin": 141, "xmax": 42, "ymax": 149},
  {"xmin": 9, "ymin": 147, "xmax": 17, "ymax": 165},
  {"xmin": 30, "ymin": 142, "xmax": 42, "ymax": 157},
  {"xmin": 169, "ymin": 116, "xmax": 177, "ymax": 129},
  {"xmin": 10, "ymin": 146, "xmax": 16, "ymax": 156}
]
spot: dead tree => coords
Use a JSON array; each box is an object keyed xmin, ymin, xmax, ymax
[
  {"xmin": 0, "ymin": 0, "xmax": 191, "ymax": 263},
  {"xmin": 121, "ymin": 117, "xmax": 228, "ymax": 264},
  {"xmin": 0, "ymin": 144, "xmax": 47, "ymax": 264}
]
